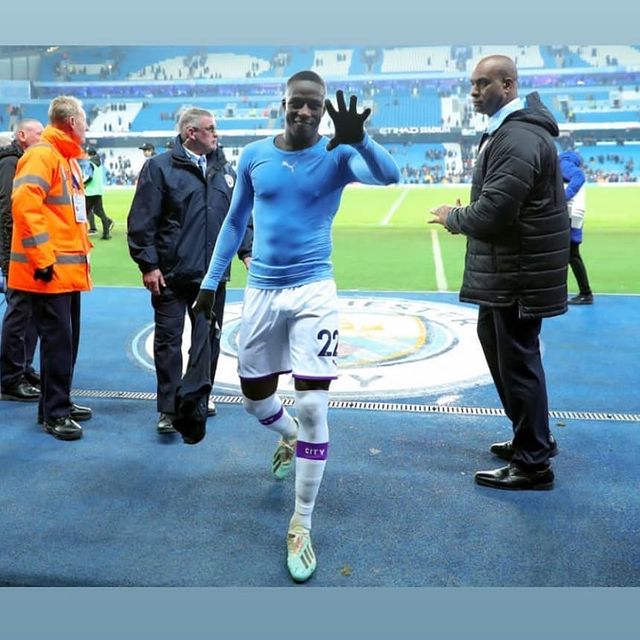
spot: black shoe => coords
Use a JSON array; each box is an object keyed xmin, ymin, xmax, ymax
[
  {"xmin": 568, "ymin": 293, "xmax": 593, "ymax": 305},
  {"xmin": 475, "ymin": 463, "xmax": 554, "ymax": 490},
  {"xmin": 1, "ymin": 380, "xmax": 40, "ymax": 402},
  {"xmin": 70, "ymin": 402, "xmax": 93, "ymax": 422},
  {"xmin": 157, "ymin": 412, "xmax": 177, "ymax": 434},
  {"xmin": 102, "ymin": 219, "xmax": 114, "ymax": 239},
  {"xmin": 38, "ymin": 402, "xmax": 92, "ymax": 424},
  {"xmin": 24, "ymin": 371, "xmax": 41, "ymax": 389},
  {"xmin": 43, "ymin": 416, "xmax": 83, "ymax": 441},
  {"xmin": 490, "ymin": 437, "xmax": 558, "ymax": 462}
]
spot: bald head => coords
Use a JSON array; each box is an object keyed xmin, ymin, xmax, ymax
[
  {"xmin": 15, "ymin": 118, "xmax": 44, "ymax": 151},
  {"xmin": 470, "ymin": 55, "xmax": 519, "ymax": 117},
  {"xmin": 477, "ymin": 55, "xmax": 518, "ymax": 83}
]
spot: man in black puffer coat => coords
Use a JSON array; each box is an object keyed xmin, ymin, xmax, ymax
[
  {"xmin": 0, "ymin": 120, "xmax": 44, "ymax": 401},
  {"xmin": 431, "ymin": 55, "xmax": 569, "ymax": 490}
]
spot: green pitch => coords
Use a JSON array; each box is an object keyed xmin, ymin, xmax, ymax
[{"xmin": 92, "ymin": 185, "xmax": 640, "ymax": 294}]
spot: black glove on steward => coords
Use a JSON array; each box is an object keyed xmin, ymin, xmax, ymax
[
  {"xmin": 34, "ymin": 265, "xmax": 54, "ymax": 282},
  {"xmin": 325, "ymin": 89, "xmax": 372, "ymax": 151},
  {"xmin": 192, "ymin": 289, "xmax": 216, "ymax": 322}
]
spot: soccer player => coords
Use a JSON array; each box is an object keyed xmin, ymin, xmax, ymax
[{"xmin": 193, "ymin": 70, "xmax": 400, "ymax": 582}]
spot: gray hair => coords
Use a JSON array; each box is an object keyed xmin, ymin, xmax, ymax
[
  {"xmin": 178, "ymin": 108, "xmax": 214, "ymax": 138},
  {"xmin": 48, "ymin": 95, "xmax": 84, "ymax": 125}
]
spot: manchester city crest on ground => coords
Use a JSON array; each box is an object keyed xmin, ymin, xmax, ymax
[{"xmin": 132, "ymin": 295, "xmax": 491, "ymax": 400}]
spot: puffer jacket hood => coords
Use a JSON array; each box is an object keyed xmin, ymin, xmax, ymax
[{"xmin": 508, "ymin": 91, "xmax": 560, "ymax": 138}]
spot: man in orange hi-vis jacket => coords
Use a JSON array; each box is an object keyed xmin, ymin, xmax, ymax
[{"xmin": 9, "ymin": 95, "xmax": 93, "ymax": 441}]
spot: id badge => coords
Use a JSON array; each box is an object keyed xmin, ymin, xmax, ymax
[{"xmin": 73, "ymin": 193, "xmax": 87, "ymax": 222}]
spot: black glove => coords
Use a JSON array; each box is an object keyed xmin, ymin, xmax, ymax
[
  {"xmin": 325, "ymin": 90, "xmax": 371, "ymax": 151},
  {"xmin": 34, "ymin": 265, "xmax": 54, "ymax": 282},
  {"xmin": 192, "ymin": 289, "xmax": 216, "ymax": 322}
]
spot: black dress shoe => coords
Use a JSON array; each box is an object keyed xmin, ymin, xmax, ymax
[
  {"xmin": 475, "ymin": 463, "xmax": 554, "ymax": 490},
  {"xmin": 24, "ymin": 371, "xmax": 41, "ymax": 389},
  {"xmin": 70, "ymin": 402, "xmax": 92, "ymax": 422},
  {"xmin": 490, "ymin": 437, "xmax": 558, "ymax": 462},
  {"xmin": 568, "ymin": 293, "xmax": 594, "ymax": 305},
  {"xmin": 1, "ymin": 380, "xmax": 40, "ymax": 402},
  {"xmin": 157, "ymin": 412, "xmax": 177, "ymax": 434},
  {"xmin": 43, "ymin": 416, "xmax": 83, "ymax": 441},
  {"xmin": 38, "ymin": 402, "xmax": 93, "ymax": 424}
]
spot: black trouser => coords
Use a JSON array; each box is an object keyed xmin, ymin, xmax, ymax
[
  {"xmin": 30, "ymin": 291, "xmax": 81, "ymax": 422},
  {"xmin": 476, "ymin": 304, "xmax": 554, "ymax": 469},
  {"xmin": 569, "ymin": 241, "xmax": 592, "ymax": 296},
  {"xmin": 86, "ymin": 195, "xmax": 111, "ymax": 237},
  {"xmin": 0, "ymin": 288, "xmax": 39, "ymax": 389},
  {"xmin": 151, "ymin": 281, "xmax": 226, "ymax": 414}
]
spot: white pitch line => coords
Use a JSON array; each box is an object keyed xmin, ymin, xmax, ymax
[
  {"xmin": 380, "ymin": 188, "xmax": 409, "ymax": 226},
  {"xmin": 430, "ymin": 229, "xmax": 448, "ymax": 291}
]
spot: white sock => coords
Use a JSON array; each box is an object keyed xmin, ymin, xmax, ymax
[
  {"xmin": 289, "ymin": 389, "xmax": 329, "ymax": 531},
  {"xmin": 243, "ymin": 394, "xmax": 297, "ymax": 440}
]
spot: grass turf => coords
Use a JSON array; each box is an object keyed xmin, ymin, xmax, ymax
[{"xmin": 92, "ymin": 185, "xmax": 640, "ymax": 294}]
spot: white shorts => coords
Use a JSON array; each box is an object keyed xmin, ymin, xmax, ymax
[{"xmin": 237, "ymin": 279, "xmax": 339, "ymax": 381}]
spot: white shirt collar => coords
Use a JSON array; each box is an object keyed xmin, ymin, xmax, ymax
[{"xmin": 183, "ymin": 145, "xmax": 205, "ymax": 167}]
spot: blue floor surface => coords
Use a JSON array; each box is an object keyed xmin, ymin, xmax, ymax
[{"xmin": 0, "ymin": 288, "xmax": 638, "ymax": 586}]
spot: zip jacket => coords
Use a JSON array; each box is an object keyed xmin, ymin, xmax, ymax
[{"xmin": 9, "ymin": 125, "xmax": 92, "ymax": 293}]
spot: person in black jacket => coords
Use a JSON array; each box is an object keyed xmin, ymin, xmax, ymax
[
  {"xmin": 430, "ymin": 55, "xmax": 569, "ymax": 490},
  {"xmin": 127, "ymin": 108, "xmax": 252, "ymax": 434},
  {"xmin": 0, "ymin": 119, "xmax": 44, "ymax": 402}
]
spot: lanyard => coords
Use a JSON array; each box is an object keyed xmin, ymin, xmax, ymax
[{"xmin": 69, "ymin": 160, "xmax": 83, "ymax": 192}]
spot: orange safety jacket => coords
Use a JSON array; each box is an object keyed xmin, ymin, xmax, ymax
[{"xmin": 8, "ymin": 125, "xmax": 92, "ymax": 294}]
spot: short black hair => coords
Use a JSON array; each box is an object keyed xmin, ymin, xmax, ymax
[{"xmin": 286, "ymin": 70, "xmax": 325, "ymax": 90}]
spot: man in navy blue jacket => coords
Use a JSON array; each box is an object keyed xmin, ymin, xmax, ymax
[{"xmin": 127, "ymin": 108, "xmax": 252, "ymax": 434}]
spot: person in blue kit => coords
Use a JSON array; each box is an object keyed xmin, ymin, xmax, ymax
[
  {"xmin": 559, "ymin": 149, "xmax": 593, "ymax": 305},
  {"xmin": 193, "ymin": 70, "xmax": 400, "ymax": 582},
  {"xmin": 127, "ymin": 108, "xmax": 252, "ymax": 435}
]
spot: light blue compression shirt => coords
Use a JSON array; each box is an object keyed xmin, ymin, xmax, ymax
[{"xmin": 200, "ymin": 132, "xmax": 400, "ymax": 291}]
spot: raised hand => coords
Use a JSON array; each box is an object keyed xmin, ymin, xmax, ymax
[{"xmin": 325, "ymin": 90, "xmax": 371, "ymax": 151}]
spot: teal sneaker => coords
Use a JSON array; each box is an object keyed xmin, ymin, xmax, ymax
[
  {"xmin": 272, "ymin": 418, "xmax": 298, "ymax": 480},
  {"xmin": 286, "ymin": 525, "xmax": 316, "ymax": 583}
]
